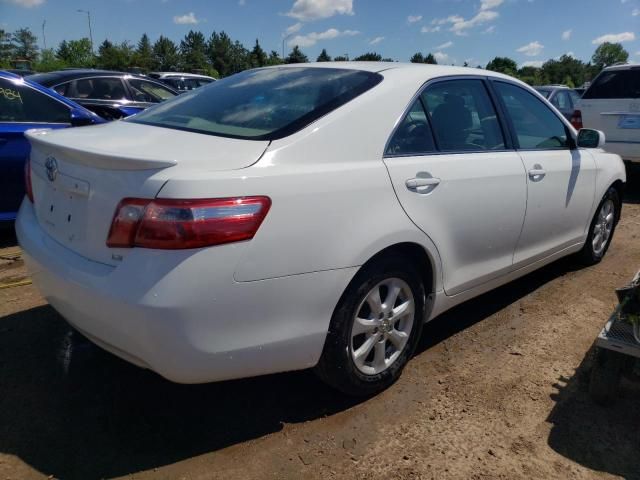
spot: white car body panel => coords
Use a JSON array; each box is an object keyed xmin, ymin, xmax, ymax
[{"xmin": 16, "ymin": 62, "xmax": 627, "ymax": 383}]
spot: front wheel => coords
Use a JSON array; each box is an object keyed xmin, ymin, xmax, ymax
[
  {"xmin": 579, "ymin": 187, "xmax": 620, "ymax": 265},
  {"xmin": 315, "ymin": 255, "xmax": 425, "ymax": 396}
]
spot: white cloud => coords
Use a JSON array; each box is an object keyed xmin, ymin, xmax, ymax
[
  {"xmin": 288, "ymin": 28, "xmax": 359, "ymax": 47},
  {"xmin": 369, "ymin": 36, "xmax": 384, "ymax": 45},
  {"xmin": 286, "ymin": 0, "xmax": 353, "ymax": 21},
  {"xmin": 435, "ymin": 41, "xmax": 453, "ymax": 49},
  {"xmin": 450, "ymin": 10, "xmax": 499, "ymax": 35},
  {"xmin": 482, "ymin": 25, "xmax": 495, "ymax": 34},
  {"xmin": 434, "ymin": 51, "xmax": 449, "ymax": 62},
  {"xmin": 592, "ymin": 32, "xmax": 635, "ymax": 44},
  {"xmin": 480, "ymin": 0, "xmax": 503, "ymax": 10},
  {"xmin": 522, "ymin": 60, "xmax": 543, "ymax": 68},
  {"xmin": 238, "ymin": 0, "xmax": 246, "ymax": 5},
  {"xmin": 3, "ymin": 0, "xmax": 44, "ymax": 6},
  {"xmin": 173, "ymin": 12, "xmax": 200, "ymax": 24},
  {"xmin": 562, "ymin": 29, "xmax": 572, "ymax": 40},
  {"xmin": 407, "ymin": 14, "xmax": 422, "ymax": 24},
  {"xmin": 285, "ymin": 22, "xmax": 303, "ymax": 35},
  {"xmin": 517, "ymin": 40, "xmax": 544, "ymax": 56},
  {"xmin": 421, "ymin": 25, "xmax": 441, "ymax": 33},
  {"xmin": 632, "ymin": 8, "xmax": 639, "ymax": 15}
]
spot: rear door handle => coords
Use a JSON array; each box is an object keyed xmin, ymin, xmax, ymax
[
  {"xmin": 528, "ymin": 165, "xmax": 546, "ymax": 181},
  {"xmin": 406, "ymin": 175, "xmax": 441, "ymax": 193}
]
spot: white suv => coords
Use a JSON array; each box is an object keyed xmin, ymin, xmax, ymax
[{"xmin": 574, "ymin": 63, "xmax": 640, "ymax": 163}]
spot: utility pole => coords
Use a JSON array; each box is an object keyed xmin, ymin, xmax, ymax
[
  {"xmin": 41, "ymin": 20, "xmax": 46, "ymax": 50},
  {"xmin": 282, "ymin": 34, "xmax": 293, "ymax": 61},
  {"xmin": 77, "ymin": 9, "xmax": 93, "ymax": 53}
]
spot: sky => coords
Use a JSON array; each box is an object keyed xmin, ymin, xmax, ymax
[{"xmin": 1, "ymin": 0, "xmax": 639, "ymax": 67}]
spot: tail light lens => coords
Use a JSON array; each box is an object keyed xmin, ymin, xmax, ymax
[
  {"xmin": 24, "ymin": 158, "xmax": 34, "ymax": 203},
  {"xmin": 570, "ymin": 109, "xmax": 583, "ymax": 130},
  {"xmin": 107, "ymin": 196, "xmax": 271, "ymax": 249}
]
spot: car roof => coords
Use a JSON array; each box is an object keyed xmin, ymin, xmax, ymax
[
  {"xmin": 601, "ymin": 63, "xmax": 640, "ymax": 71},
  {"xmin": 151, "ymin": 72, "xmax": 215, "ymax": 79},
  {"xmin": 28, "ymin": 69, "xmax": 148, "ymax": 86}
]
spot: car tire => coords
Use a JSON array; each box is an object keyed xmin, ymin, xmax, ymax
[
  {"xmin": 315, "ymin": 254, "xmax": 425, "ymax": 396},
  {"xmin": 579, "ymin": 187, "xmax": 621, "ymax": 265}
]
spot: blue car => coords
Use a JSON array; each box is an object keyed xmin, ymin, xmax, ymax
[{"xmin": 0, "ymin": 71, "xmax": 104, "ymax": 222}]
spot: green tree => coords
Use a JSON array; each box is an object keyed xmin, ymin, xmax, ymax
[
  {"xmin": 354, "ymin": 52, "xmax": 382, "ymax": 61},
  {"xmin": 250, "ymin": 39, "xmax": 267, "ymax": 67},
  {"xmin": 208, "ymin": 31, "xmax": 245, "ymax": 76},
  {"xmin": 266, "ymin": 50, "xmax": 283, "ymax": 66},
  {"xmin": 97, "ymin": 40, "xmax": 133, "ymax": 70},
  {"xmin": 424, "ymin": 53, "xmax": 437, "ymax": 64},
  {"xmin": 316, "ymin": 49, "xmax": 331, "ymax": 62},
  {"xmin": 153, "ymin": 35, "xmax": 179, "ymax": 71},
  {"xmin": 32, "ymin": 48, "xmax": 66, "ymax": 72},
  {"xmin": 486, "ymin": 56, "xmax": 517, "ymax": 76},
  {"xmin": 0, "ymin": 30, "xmax": 13, "ymax": 67},
  {"xmin": 180, "ymin": 30, "xmax": 208, "ymax": 72},
  {"xmin": 591, "ymin": 42, "xmax": 629, "ymax": 69},
  {"xmin": 540, "ymin": 54, "xmax": 585, "ymax": 87},
  {"xmin": 410, "ymin": 52, "xmax": 424, "ymax": 63},
  {"xmin": 133, "ymin": 33, "xmax": 154, "ymax": 71},
  {"xmin": 285, "ymin": 45, "xmax": 308, "ymax": 64},
  {"xmin": 11, "ymin": 27, "xmax": 38, "ymax": 61},
  {"xmin": 56, "ymin": 38, "xmax": 93, "ymax": 67},
  {"xmin": 333, "ymin": 55, "xmax": 349, "ymax": 61}
]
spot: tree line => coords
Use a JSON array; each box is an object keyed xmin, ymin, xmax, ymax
[{"xmin": 0, "ymin": 26, "xmax": 631, "ymax": 86}]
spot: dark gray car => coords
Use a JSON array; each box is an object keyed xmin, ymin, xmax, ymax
[{"xmin": 534, "ymin": 85, "xmax": 582, "ymax": 121}]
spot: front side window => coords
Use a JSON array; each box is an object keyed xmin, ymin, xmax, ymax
[
  {"xmin": 129, "ymin": 79, "xmax": 177, "ymax": 102},
  {"xmin": 129, "ymin": 67, "xmax": 382, "ymax": 140},
  {"xmin": 73, "ymin": 77, "xmax": 128, "ymax": 100},
  {"xmin": 551, "ymin": 91, "xmax": 571, "ymax": 110},
  {"xmin": 386, "ymin": 99, "xmax": 435, "ymax": 156},
  {"xmin": 495, "ymin": 82, "xmax": 570, "ymax": 150},
  {"xmin": 422, "ymin": 79, "xmax": 505, "ymax": 151},
  {"xmin": 0, "ymin": 78, "xmax": 70, "ymax": 123}
]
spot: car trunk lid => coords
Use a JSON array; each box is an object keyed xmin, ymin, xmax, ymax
[{"xmin": 26, "ymin": 122, "xmax": 269, "ymax": 266}]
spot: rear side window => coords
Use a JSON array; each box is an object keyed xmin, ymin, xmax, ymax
[
  {"xmin": 128, "ymin": 79, "xmax": 176, "ymax": 102},
  {"xmin": 495, "ymin": 82, "xmax": 570, "ymax": 150},
  {"xmin": 583, "ymin": 69, "xmax": 640, "ymax": 99},
  {"xmin": 551, "ymin": 91, "xmax": 571, "ymax": 110},
  {"xmin": 422, "ymin": 79, "xmax": 505, "ymax": 152},
  {"xmin": 0, "ymin": 78, "xmax": 70, "ymax": 123},
  {"xmin": 386, "ymin": 99, "xmax": 435, "ymax": 156},
  {"xmin": 129, "ymin": 67, "xmax": 383, "ymax": 140},
  {"xmin": 73, "ymin": 77, "xmax": 128, "ymax": 100}
]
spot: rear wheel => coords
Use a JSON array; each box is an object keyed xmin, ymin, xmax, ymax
[
  {"xmin": 315, "ymin": 255, "xmax": 425, "ymax": 396},
  {"xmin": 579, "ymin": 187, "xmax": 620, "ymax": 265}
]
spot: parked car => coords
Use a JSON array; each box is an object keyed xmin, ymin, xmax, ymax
[
  {"xmin": 573, "ymin": 63, "xmax": 640, "ymax": 163},
  {"xmin": 148, "ymin": 72, "xmax": 216, "ymax": 93},
  {"xmin": 17, "ymin": 64, "xmax": 626, "ymax": 395},
  {"xmin": 0, "ymin": 71, "xmax": 103, "ymax": 222},
  {"xmin": 534, "ymin": 85, "xmax": 582, "ymax": 120},
  {"xmin": 27, "ymin": 69, "xmax": 178, "ymax": 121}
]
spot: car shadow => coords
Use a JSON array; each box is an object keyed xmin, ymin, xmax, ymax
[
  {"xmin": 0, "ymin": 225, "xmax": 17, "ymax": 249},
  {"xmin": 0, "ymin": 256, "xmax": 581, "ymax": 480},
  {"xmin": 547, "ymin": 348, "xmax": 640, "ymax": 479}
]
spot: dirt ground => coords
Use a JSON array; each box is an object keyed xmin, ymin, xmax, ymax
[{"xmin": 1, "ymin": 169, "xmax": 639, "ymax": 480}]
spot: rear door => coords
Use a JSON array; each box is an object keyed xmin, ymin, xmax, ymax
[
  {"xmin": 579, "ymin": 67, "xmax": 640, "ymax": 148},
  {"xmin": 0, "ymin": 78, "xmax": 71, "ymax": 219},
  {"xmin": 384, "ymin": 78, "xmax": 527, "ymax": 295},
  {"xmin": 492, "ymin": 81, "xmax": 596, "ymax": 266}
]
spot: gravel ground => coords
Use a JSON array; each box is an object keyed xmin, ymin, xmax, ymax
[{"xmin": 0, "ymin": 168, "xmax": 639, "ymax": 480}]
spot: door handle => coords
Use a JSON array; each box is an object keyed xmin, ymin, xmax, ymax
[
  {"xmin": 406, "ymin": 175, "xmax": 441, "ymax": 193},
  {"xmin": 528, "ymin": 165, "xmax": 546, "ymax": 181}
]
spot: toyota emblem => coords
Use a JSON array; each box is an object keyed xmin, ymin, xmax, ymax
[{"xmin": 45, "ymin": 156, "xmax": 58, "ymax": 182}]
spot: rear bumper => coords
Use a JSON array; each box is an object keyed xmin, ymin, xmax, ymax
[
  {"xmin": 605, "ymin": 142, "xmax": 640, "ymax": 163},
  {"xmin": 16, "ymin": 200, "xmax": 356, "ymax": 383}
]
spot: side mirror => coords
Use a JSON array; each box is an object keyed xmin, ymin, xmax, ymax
[
  {"xmin": 577, "ymin": 128, "xmax": 606, "ymax": 149},
  {"xmin": 69, "ymin": 108, "xmax": 96, "ymax": 127}
]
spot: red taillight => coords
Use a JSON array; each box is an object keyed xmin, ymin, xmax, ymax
[
  {"xmin": 570, "ymin": 109, "xmax": 583, "ymax": 130},
  {"xmin": 106, "ymin": 196, "xmax": 271, "ymax": 249},
  {"xmin": 24, "ymin": 158, "xmax": 34, "ymax": 203}
]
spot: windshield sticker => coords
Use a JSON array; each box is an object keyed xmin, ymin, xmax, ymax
[{"xmin": 0, "ymin": 87, "xmax": 22, "ymax": 103}]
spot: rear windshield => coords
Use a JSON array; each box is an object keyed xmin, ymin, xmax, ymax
[
  {"xmin": 534, "ymin": 88, "xmax": 551, "ymax": 99},
  {"xmin": 128, "ymin": 67, "xmax": 383, "ymax": 140},
  {"xmin": 583, "ymin": 68, "xmax": 640, "ymax": 99}
]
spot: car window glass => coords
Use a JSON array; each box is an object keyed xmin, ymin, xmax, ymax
[
  {"xmin": 73, "ymin": 77, "xmax": 128, "ymax": 100},
  {"xmin": 583, "ymin": 69, "xmax": 640, "ymax": 99},
  {"xmin": 569, "ymin": 90, "xmax": 581, "ymax": 105},
  {"xmin": 128, "ymin": 79, "xmax": 176, "ymax": 102},
  {"xmin": 495, "ymin": 82, "xmax": 570, "ymax": 150},
  {"xmin": 386, "ymin": 99, "xmax": 435, "ymax": 156},
  {"xmin": 53, "ymin": 81, "xmax": 71, "ymax": 96},
  {"xmin": 551, "ymin": 91, "xmax": 571, "ymax": 110},
  {"xmin": 0, "ymin": 79, "xmax": 69, "ymax": 123},
  {"xmin": 422, "ymin": 79, "xmax": 505, "ymax": 152}
]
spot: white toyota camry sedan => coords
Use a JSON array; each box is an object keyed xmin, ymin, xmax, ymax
[{"xmin": 17, "ymin": 63, "xmax": 626, "ymax": 395}]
